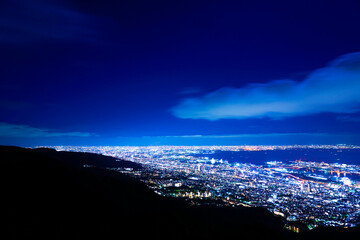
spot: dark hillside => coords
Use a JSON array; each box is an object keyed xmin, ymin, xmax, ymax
[
  {"xmin": 33, "ymin": 147, "xmax": 142, "ymax": 170},
  {"xmin": 2, "ymin": 146, "xmax": 357, "ymax": 239}
]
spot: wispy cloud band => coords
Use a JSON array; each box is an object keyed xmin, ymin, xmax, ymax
[
  {"xmin": 172, "ymin": 52, "xmax": 360, "ymax": 120},
  {"xmin": 0, "ymin": 122, "xmax": 95, "ymax": 138},
  {"xmin": 0, "ymin": 0, "xmax": 99, "ymax": 44},
  {"xmin": 156, "ymin": 133, "xmax": 331, "ymax": 138},
  {"xmin": 113, "ymin": 132, "xmax": 359, "ymax": 145}
]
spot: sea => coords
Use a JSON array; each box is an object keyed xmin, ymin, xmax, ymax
[{"xmin": 193, "ymin": 148, "xmax": 360, "ymax": 166}]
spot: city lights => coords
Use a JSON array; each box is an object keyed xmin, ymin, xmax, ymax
[{"xmin": 45, "ymin": 145, "xmax": 360, "ymax": 231}]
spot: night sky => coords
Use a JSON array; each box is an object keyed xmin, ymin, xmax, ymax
[{"xmin": 1, "ymin": 0, "xmax": 360, "ymax": 146}]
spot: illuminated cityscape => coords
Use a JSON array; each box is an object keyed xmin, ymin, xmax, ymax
[
  {"xmin": 2, "ymin": 0, "xmax": 360, "ymax": 238},
  {"xmin": 46, "ymin": 145, "xmax": 360, "ymax": 231}
]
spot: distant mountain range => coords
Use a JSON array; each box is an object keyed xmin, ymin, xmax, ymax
[{"xmin": 1, "ymin": 146, "xmax": 359, "ymax": 239}]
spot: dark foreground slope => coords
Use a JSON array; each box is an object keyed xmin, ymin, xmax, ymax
[{"xmin": 1, "ymin": 146, "xmax": 358, "ymax": 239}]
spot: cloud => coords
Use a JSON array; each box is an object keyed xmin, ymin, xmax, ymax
[
  {"xmin": 337, "ymin": 115, "xmax": 360, "ymax": 122},
  {"xmin": 113, "ymin": 132, "xmax": 358, "ymax": 145},
  {"xmin": 142, "ymin": 133, "xmax": 331, "ymax": 139},
  {"xmin": 172, "ymin": 52, "xmax": 360, "ymax": 120},
  {"xmin": 0, "ymin": 0, "xmax": 99, "ymax": 44},
  {"xmin": 0, "ymin": 122, "xmax": 95, "ymax": 138}
]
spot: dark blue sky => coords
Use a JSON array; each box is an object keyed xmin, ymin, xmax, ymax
[{"xmin": 1, "ymin": 0, "xmax": 360, "ymax": 146}]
